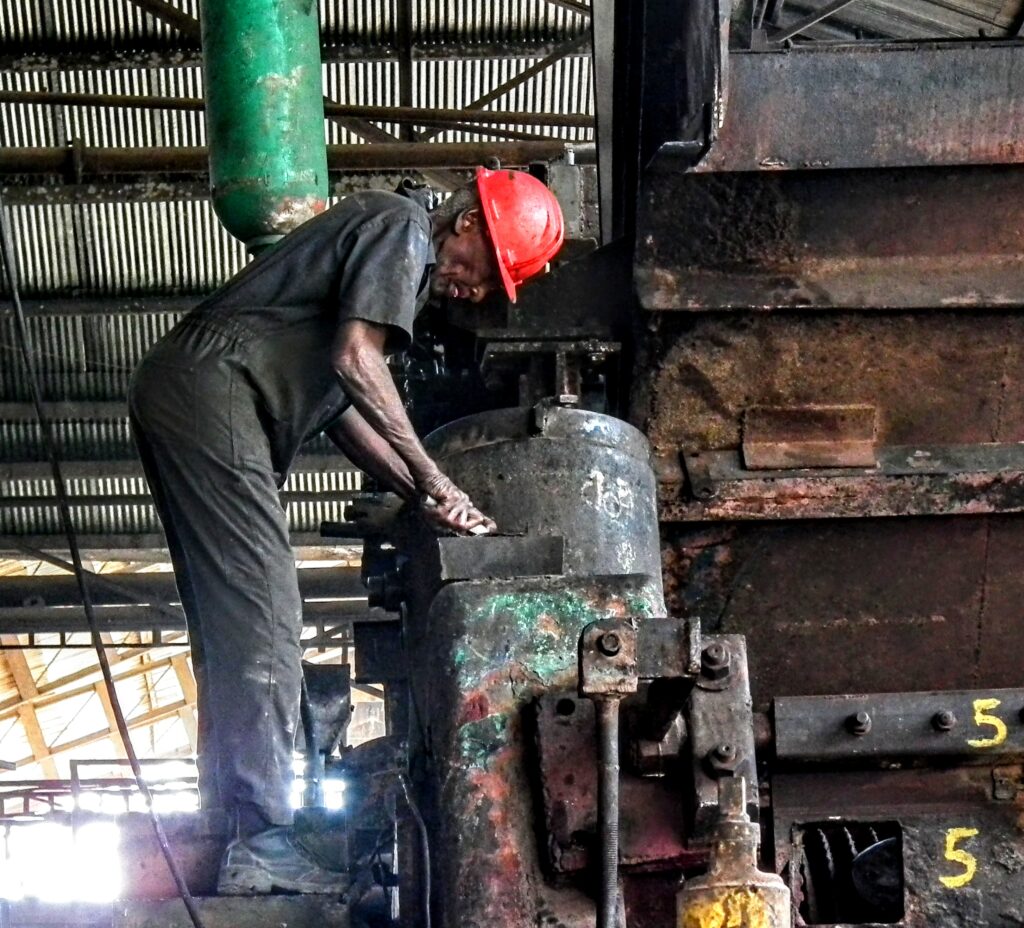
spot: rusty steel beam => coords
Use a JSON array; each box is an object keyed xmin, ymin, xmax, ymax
[
  {"xmin": 658, "ymin": 444, "xmax": 1024, "ymax": 522},
  {"xmin": 0, "ymin": 141, "xmax": 573, "ymax": 176},
  {"xmin": 700, "ymin": 43, "xmax": 1024, "ymax": 173},
  {"xmin": 635, "ymin": 165, "xmax": 1024, "ymax": 311},
  {"xmin": 0, "ymin": 39, "xmax": 590, "ymax": 71}
]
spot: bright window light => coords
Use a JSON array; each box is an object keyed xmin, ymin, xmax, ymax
[{"xmin": 0, "ymin": 821, "xmax": 121, "ymax": 902}]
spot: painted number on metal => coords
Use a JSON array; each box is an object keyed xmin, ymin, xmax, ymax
[
  {"xmin": 967, "ymin": 698, "xmax": 1008, "ymax": 749},
  {"xmin": 940, "ymin": 828, "xmax": 979, "ymax": 889}
]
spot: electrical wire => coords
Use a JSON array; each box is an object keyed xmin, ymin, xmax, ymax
[{"xmin": 0, "ymin": 192, "xmax": 207, "ymax": 928}]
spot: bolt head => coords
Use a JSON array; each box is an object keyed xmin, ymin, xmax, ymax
[
  {"xmin": 846, "ymin": 710, "xmax": 872, "ymax": 736},
  {"xmin": 707, "ymin": 742, "xmax": 740, "ymax": 773},
  {"xmin": 932, "ymin": 710, "xmax": 957, "ymax": 732},
  {"xmin": 597, "ymin": 632, "xmax": 621, "ymax": 657}
]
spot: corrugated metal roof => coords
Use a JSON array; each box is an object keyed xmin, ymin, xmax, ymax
[{"xmin": 1, "ymin": 0, "xmax": 585, "ymax": 47}]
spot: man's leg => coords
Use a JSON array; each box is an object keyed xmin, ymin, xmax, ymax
[
  {"xmin": 131, "ymin": 422, "xmax": 222, "ymax": 813},
  {"xmin": 130, "ymin": 353, "xmax": 347, "ymax": 892}
]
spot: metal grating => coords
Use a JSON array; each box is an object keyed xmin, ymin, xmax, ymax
[
  {"xmin": 0, "ymin": 199, "xmax": 246, "ymax": 298},
  {"xmin": 0, "ymin": 309, "xmax": 182, "ymax": 402},
  {"xmin": 0, "ymin": 0, "xmax": 198, "ymax": 45},
  {"xmin": 2, "ymin": 0, "xmax": 584, "ymax": 47},
  {"xmin": 0, "ymin": 470, "xmax": 361, "ymax": 537},
  {"xmin": 414, "ymin": 55, "xmax": 593, "ymax": 144}
]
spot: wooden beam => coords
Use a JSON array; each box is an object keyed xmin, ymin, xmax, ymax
[
  {"xmin": 94, "ymin": 682, "xmax": 128, "ymax": 760},
  {"xmin": 15, "ymin": 706, "xmax": 58, "ymax": 778},
  {"xmin": 8, "ymin": 700, "xmax": 188, "ymax": 769},
  {"xmin": 176, "ymin": 706, "xmax": 198, "ymax": 753},
  {"xmin": 170, "ymin": 654, "xmax": 197, "ymax": 705},
  {"xmin": 1, "ymin": 641, "xmax": 58, "ymax": 777}
]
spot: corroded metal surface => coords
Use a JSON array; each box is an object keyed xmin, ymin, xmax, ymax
[
  {"xmin": 660, "ymin": 516, "xmax": 1024, "ymax": 707},
  {"xmin": 633, "ymin": 312, "xmax": 1024, "ymax": 459},
  {"xmin": 660, "ymin": 445, "xmax": 1024, "ymax": 522},
  {"xmin": 701, "ymin": 44, "xmax": 1024, "ymax": 174},
  {"xmin": 407, "ymin": 575, "xmax": 664, "ymax": 928},
  {"xmin": 773, "ymin": 767, "xmax": 1024, "ymax": 927},
  {"xmin": 425, "ymin": 405, "xmax": 665, "ymax": 604},
  {"xmin": 635, "ymin": 166, "xmax": 1024, "ymax": 311},
  {"xmin": 774, "ymin": 688, "xmax": 1024, "ymax": 763},
  {"xmin": 200, "ymin": 0, "xmax": 328, "ymax": 248},
  {"xmin": 533, "ymin": 692, "xmax": 702, "ymax": 875}
]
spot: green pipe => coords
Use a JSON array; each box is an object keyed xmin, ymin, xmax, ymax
[{"xmin": 200, "ymin": 0, "xmax": 328, "ymax": 252}]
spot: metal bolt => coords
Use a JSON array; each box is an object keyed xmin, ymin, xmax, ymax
[
  {"xmin": 846, "ymin": 710, "xmax": 872, "ymax": 736},
  {"xmin": 707, "ymin": 742, "xmax": 740, "ymax": 773},
  {"xmin": 597, "ymin": 632, "xmax": 621, "ymax": 657},
  {"xmin": 556, "ymin": 393, "xmax": 580, "ymax": 407},
  {"xmin": 932, "ymin": 710, "xmax": 957, "ymax": 732},
  {"xmin": 700, "ymin": 643, "xmax": 731, "ymax": 680}
]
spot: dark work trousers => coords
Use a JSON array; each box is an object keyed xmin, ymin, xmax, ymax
[{"xmin": 128, "ymin": 321, "xmax": 302, "ymax": 834}]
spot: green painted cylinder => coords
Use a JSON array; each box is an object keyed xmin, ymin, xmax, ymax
[{"xmin": 200, "ymin": 0, "xmax": 328, "ymax": 251}]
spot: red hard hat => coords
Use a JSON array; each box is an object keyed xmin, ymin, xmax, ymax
[{"xmin": 475, "ymin": 167, "xmax": 565, "ymax": 303}]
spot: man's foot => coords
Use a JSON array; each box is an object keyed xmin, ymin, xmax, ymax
[{"xmin": 217, "ymin": 826, "xmax": 351, "ymax": 895}]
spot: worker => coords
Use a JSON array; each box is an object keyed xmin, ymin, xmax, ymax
[{"xmin": 128, "ymin": 168, "xmax": 564, "ymax": 894}]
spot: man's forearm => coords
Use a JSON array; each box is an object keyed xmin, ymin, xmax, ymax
[
  {"xmin": 325, "ymin": 407, "xmax": 417, "ymax": 501},
  {"xmin": 331, "ymin": 323, "xmax": 443, "ymax": 492}
]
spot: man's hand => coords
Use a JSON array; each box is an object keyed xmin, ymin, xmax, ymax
[{"xmin": 418, "ymin": 473, "xmax": 496, "ymax": 534}]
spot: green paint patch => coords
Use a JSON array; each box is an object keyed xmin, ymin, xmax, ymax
[
  {"xmin": 457, "ymin": 714, "xmax": 509, "ymax": 767},
  {"xmin": 627, "ymin": 595, "xmax": 655, "ymax": 616}
]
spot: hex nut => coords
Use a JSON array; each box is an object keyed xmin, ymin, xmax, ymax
[
  {"xmin": 707, "ymin": 742, "xmax": 740, "ymax": 773},
  {"xmin": 932, "ymin": 710, "xmax": 957, "ymax": 732},
  {"xmin": 700, "ymin": 643, "xmax": 731, "ymax": 681},
  {"xmin": 597, "ymin": 632, "xmax": 621, "ymax": 657}
]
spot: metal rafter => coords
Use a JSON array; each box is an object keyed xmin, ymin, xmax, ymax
[
  {"xmin": 0, "ymin": 90, "xmax": 592, "ymax": 130},
  {"xmin": 416, "ymin": 32, "xmax": 591, "ymax": 143},
  {"xmin": 771, "ymin": 0, "xmax": 861, "ymax": 42},
  {"xmin": 123, "ymin": 0, "xmax": 201, "ymax": 41},
  {"xmin": 0, "ymin": 141, "xmax": 573, "ymax": 175},
  {"xmin": 542, "ymin": 0, "xmax": 591, "ymax": 17}
]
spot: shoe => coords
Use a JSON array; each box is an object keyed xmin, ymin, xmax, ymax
[{"xmin": 217, "ymin": 826, "xmax": 351, "ymax": 895}]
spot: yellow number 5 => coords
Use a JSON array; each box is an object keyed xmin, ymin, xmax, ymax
[
  {"xmin": 940, "ymin": 828, "xmax": 979, "ymax": 889},
  {"xmin": 967, "ymin": 698, "xmax": 1007, "ymax": 749}
]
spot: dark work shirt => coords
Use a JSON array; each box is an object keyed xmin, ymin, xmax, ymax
[{"xmin": 166, "ymin": 188, "xmax": 435, "ymax": 475}]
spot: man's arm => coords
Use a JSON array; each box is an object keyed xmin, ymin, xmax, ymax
[
  {"xmin": 331, "ymin": 319, "xmax": 495, "ymax": 533},
  {"xmin": 324, "ymin": 406, "xmax": 417, "ymax": 501}
]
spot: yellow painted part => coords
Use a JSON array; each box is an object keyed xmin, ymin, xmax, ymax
[{"xmin": 680, "ymin": 888, "xmax": 774, "ymax": 928}]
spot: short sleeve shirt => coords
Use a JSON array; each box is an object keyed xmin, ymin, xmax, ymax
[{"xmin": 175, "ymin": 188, "xmax": 435, "ymax": 474}]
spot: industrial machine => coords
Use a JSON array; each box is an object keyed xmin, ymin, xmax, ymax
[
  {"xmin": 328, "ymin": 2, "xmax": 1024, "ymax": 926},
  {"xmin": 3, "ymin": 1, "xmax": 1022, "ymax": 927}
]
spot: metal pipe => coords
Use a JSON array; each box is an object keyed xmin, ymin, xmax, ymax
[
  {"xmin": 0, "ymin": 90, "xmax": 594, "ymax": 129},
  {"xmin": 595, "ymin": 698, "xmax": 621, "ymax": 928},
  {"xmin": 0, "ymin": 141, "xmax": 575, "ymax": 176},
  {"xmin": 199, "ymin": 0, "xmax": 328, "ymax": 249}
]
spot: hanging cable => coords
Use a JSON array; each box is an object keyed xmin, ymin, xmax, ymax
[{"xmin": 0, "ymin": 192, "xmax": 207, "ymax": 928}]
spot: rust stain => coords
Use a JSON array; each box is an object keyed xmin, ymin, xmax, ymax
[{"xmin": 457, "ymin": 691, "xmax": 491, "ymax": 726}]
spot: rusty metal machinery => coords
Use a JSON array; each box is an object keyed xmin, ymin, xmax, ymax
[{"xmin": 328, "ymin": 4, "xmax": 1024, "ymax": 927}]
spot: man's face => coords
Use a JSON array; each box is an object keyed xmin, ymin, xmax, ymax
[{"xmin": 430, "ymin": 209, "xmax": 503, "ymax": 304}]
